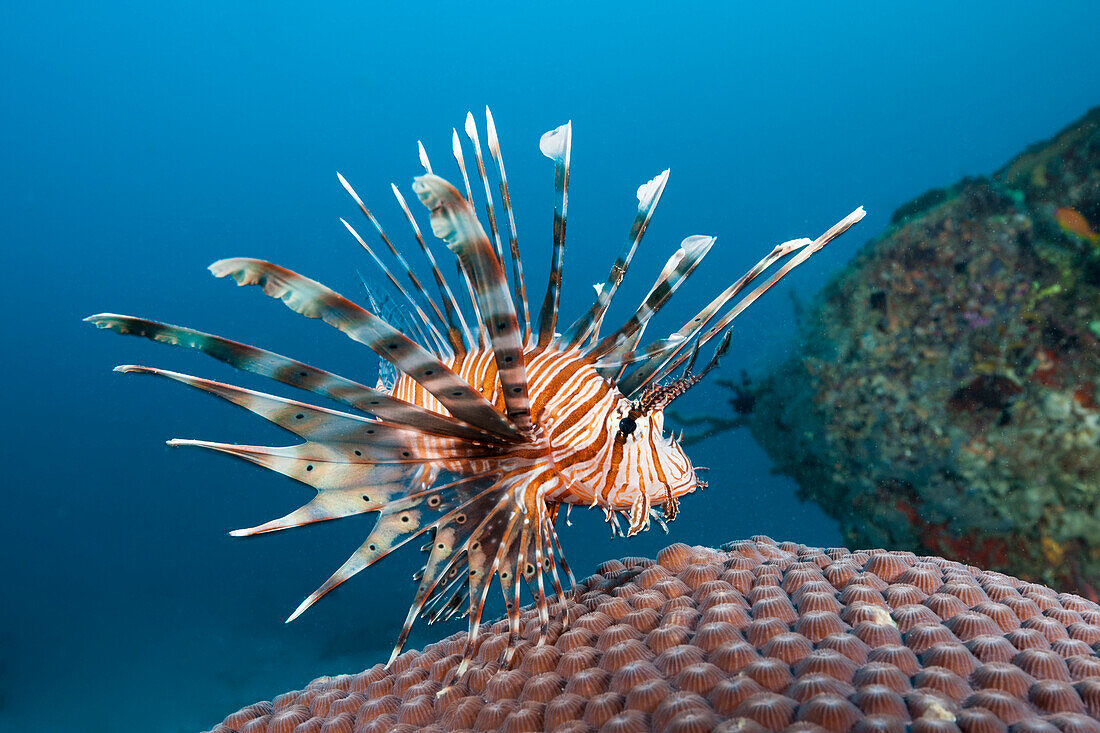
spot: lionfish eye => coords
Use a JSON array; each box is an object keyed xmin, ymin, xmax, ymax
[{"xmin": 618, "ymin": 417, "xmax": 637, "ymax": 435}]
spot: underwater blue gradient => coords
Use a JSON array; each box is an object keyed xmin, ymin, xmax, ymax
[{"xmin": 3, "ymin": 2, "xmax": 1098, "ymax": 730}]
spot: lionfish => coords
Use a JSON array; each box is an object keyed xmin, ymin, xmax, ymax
[{"xmin": 88, "ymin": 109, "xmax": 864, "ymax": 672}]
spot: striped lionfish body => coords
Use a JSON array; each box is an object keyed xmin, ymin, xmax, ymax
[{"xmin": 89, "ymin": 109, "xmax": 864, "ymax": 671}]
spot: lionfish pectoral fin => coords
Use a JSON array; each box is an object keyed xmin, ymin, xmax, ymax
[
  {"xmin": 113, "ymin": 365, "xmax": 477, "ymax": 455},
  {"xmin": 386, "ymin": 483, "xmax": 502, "ymax": 661},
  {"xmin": 208, "ymin": 258, "xmax": 526, "ymax": 443},
  {"xmin": 290, "ymin": 469, "xmax": 504, "ymax": 626},
  {"xmin": 87, "ymin": 315, "xmax": 502, "ymax": 443},
  {"xmin": 412, "ymin": 174, "xmax": 533, "ymax": 432}
]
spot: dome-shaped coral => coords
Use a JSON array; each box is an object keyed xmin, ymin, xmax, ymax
[{"xmin": 207, "ymin": 538, "xmax": 1100, "ymax": 732}]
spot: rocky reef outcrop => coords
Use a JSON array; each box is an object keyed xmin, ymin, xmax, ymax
[{"xmin": 692, "ymin": 107, "xmax": 1100, "ymax": 597}]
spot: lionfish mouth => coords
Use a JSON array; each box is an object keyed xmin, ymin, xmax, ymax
[{"xmin": 88, "ymin": 108, "xmax": 864, "ymax": 672}]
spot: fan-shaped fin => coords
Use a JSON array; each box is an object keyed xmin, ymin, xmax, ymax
[
  {"xmin": 413, "ymin": 175, "xmax": 532, "ymax": 433},
  {"xmin": 536, "ymin": 122, "xmax": 571, "ymax": 348},
  {"xmin": 387, "ymin": 482, "xmax": 512, "ymax": 662},
  {"xmin": 288, "ymin": 469, "xmax": 503, "ymax": 623},
  {"xmin": 588, "ymin": 234, "xmax": 716, "ymax": 361},
  {"xmin": 166, "ymin": 440, "xmax": 420, "ymax": 491},
  {"xmin": 560, "ymin": 169, "xmax": 669, "ymax": 348},
  {"xmin": 208, "ymin": 258, "xmax": 525, "ymax": 443},
  {"xmin": 115, "ymin": 366, "xmax": 499, "ymax": 460},
  {"xmin": 84, "ymin": 314, "xmax": 498, "ymax": 442}
]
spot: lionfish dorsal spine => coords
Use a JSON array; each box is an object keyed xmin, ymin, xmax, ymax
[
  {"xmin": 658, "ymin": 205, "xmax": 867, "ymax": 382},
  {"xmin": 484, "ymin": 106, "xmax": 531, "ymax": 343},
  {"xmin": 463, "ymin": 110, "xmax": 506, "ymax": 268},
  {"xmin": 412, "ymin": 174, "xmax": 533, "ymax": 432},
  {"xmin": 449, "ymin": 128, "xmax": 489, "ymax": 348},
  {"xmin": 587, "ymin": 233, "xmax": 716, "ymax": 362},
  {"xmin": 336, "ymin": 173, "xmax": 456, "ymax": 355},
  {"xmin": 338, "ymin": 217, "xmax": 452, "ymax": 358},
  {"xmin": 560, "ymin": 168, "xmax": 670, "ymax": 350},
  {"xmin": 535, "ymin": 121, "xmax": 571, "ymax": 348},
  {"xmin": 388, "ymin": 181, "xmax": 475, "ymax": 355},
  {"xmin": 619, "ymin": 235, "xmax": 816, "ymax": 395}
]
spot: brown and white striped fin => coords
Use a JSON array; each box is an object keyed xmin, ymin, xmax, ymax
[
  {"xmin": 338, "ymin": 174, "xmax": 452, "ymax": 352},
  {"xmin": 388, "ymin": 479, "xmax": 514, "ymax": 662},
  {"xmin": 485, "ymin": 107, "xmax": 530, "ymax": 343},
  {"xmin": 560, "ymin": 169, "xmax": 669, "ymax": 349},
  {"xmin": 340, "ymin": 217, "xmax": 451, "ymax": 356},
  {"xmin": 390, "ymin": 183, "xmax": 474, "ymax": 354},
  {"xmin": 84, "ymin": 314, "xmax": 500, "ymax": 442},
  {"xmin": 412, "ymin": 175, "xmax": 532, "ymax": 433},
  {"xmin": 288, "ymin": 469, "xmax": 503, "ymax": 623},
  {"xmin": 587, "ymin": 234, "xmax": 716, "ymax": 361},
  {"xmin": 113, "ymin": 366, "xmax": 498, "ymax": 461},
  {"xmin": 463, "ymin": 111, "xmax": 505, "ymax": 265},
  {"xmin": 450, "ymin": 129, "xmax": 488, "ymax": 346},
  {"xmin": 455, "ymin": 499, "xmax": 521, "ymax": 666},
  {"xmin": 535, "ymin": 122, "xmax": 571, "ymax": 348},
  {"xmin": 659, "ymin": 207, "xmax": 867, "ymax": 376},
  {"xmin": 618, "ymin": 236, "xmax": 814, "ymax": 396},
  {"xmin": 208, "ymin": 258, "xmax": 526, "ymax": 443}
]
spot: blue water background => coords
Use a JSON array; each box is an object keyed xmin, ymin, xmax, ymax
[{"xmin": 4, "ymin": 2, "xmax": 1098, "ymax": 730}]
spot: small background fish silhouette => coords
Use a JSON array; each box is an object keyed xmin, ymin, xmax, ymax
[{"xmin": 3, "ymin": 2, "xmax": 1099, "ymax": 731}]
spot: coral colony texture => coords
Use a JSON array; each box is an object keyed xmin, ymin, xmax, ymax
[
  {"xmin": 683, "ymin": 108, "xmax": 1100, "ymax": 597},
  {"xmin": 208, "ymin": 538, "xmax": 1100, "ymax": 732}
]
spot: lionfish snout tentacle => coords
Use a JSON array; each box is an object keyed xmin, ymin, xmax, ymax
[{"xmin": 90, "ymin": 107, "xmax": 864, "ymax": 671}]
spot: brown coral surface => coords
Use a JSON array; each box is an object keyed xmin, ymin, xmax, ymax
[{"xmin": 207, "ymin": 538, "xmax": 1100, "ymax": 732}]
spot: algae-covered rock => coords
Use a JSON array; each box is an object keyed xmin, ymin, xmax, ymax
[{"xmin": 701, "ymin": 107, "xmax": 1100, "ymax": 597}]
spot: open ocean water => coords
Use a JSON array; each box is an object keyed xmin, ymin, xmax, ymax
[{"xmin": 4, "ymin": 2, "xmax": 1099, "ymax": 731}]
